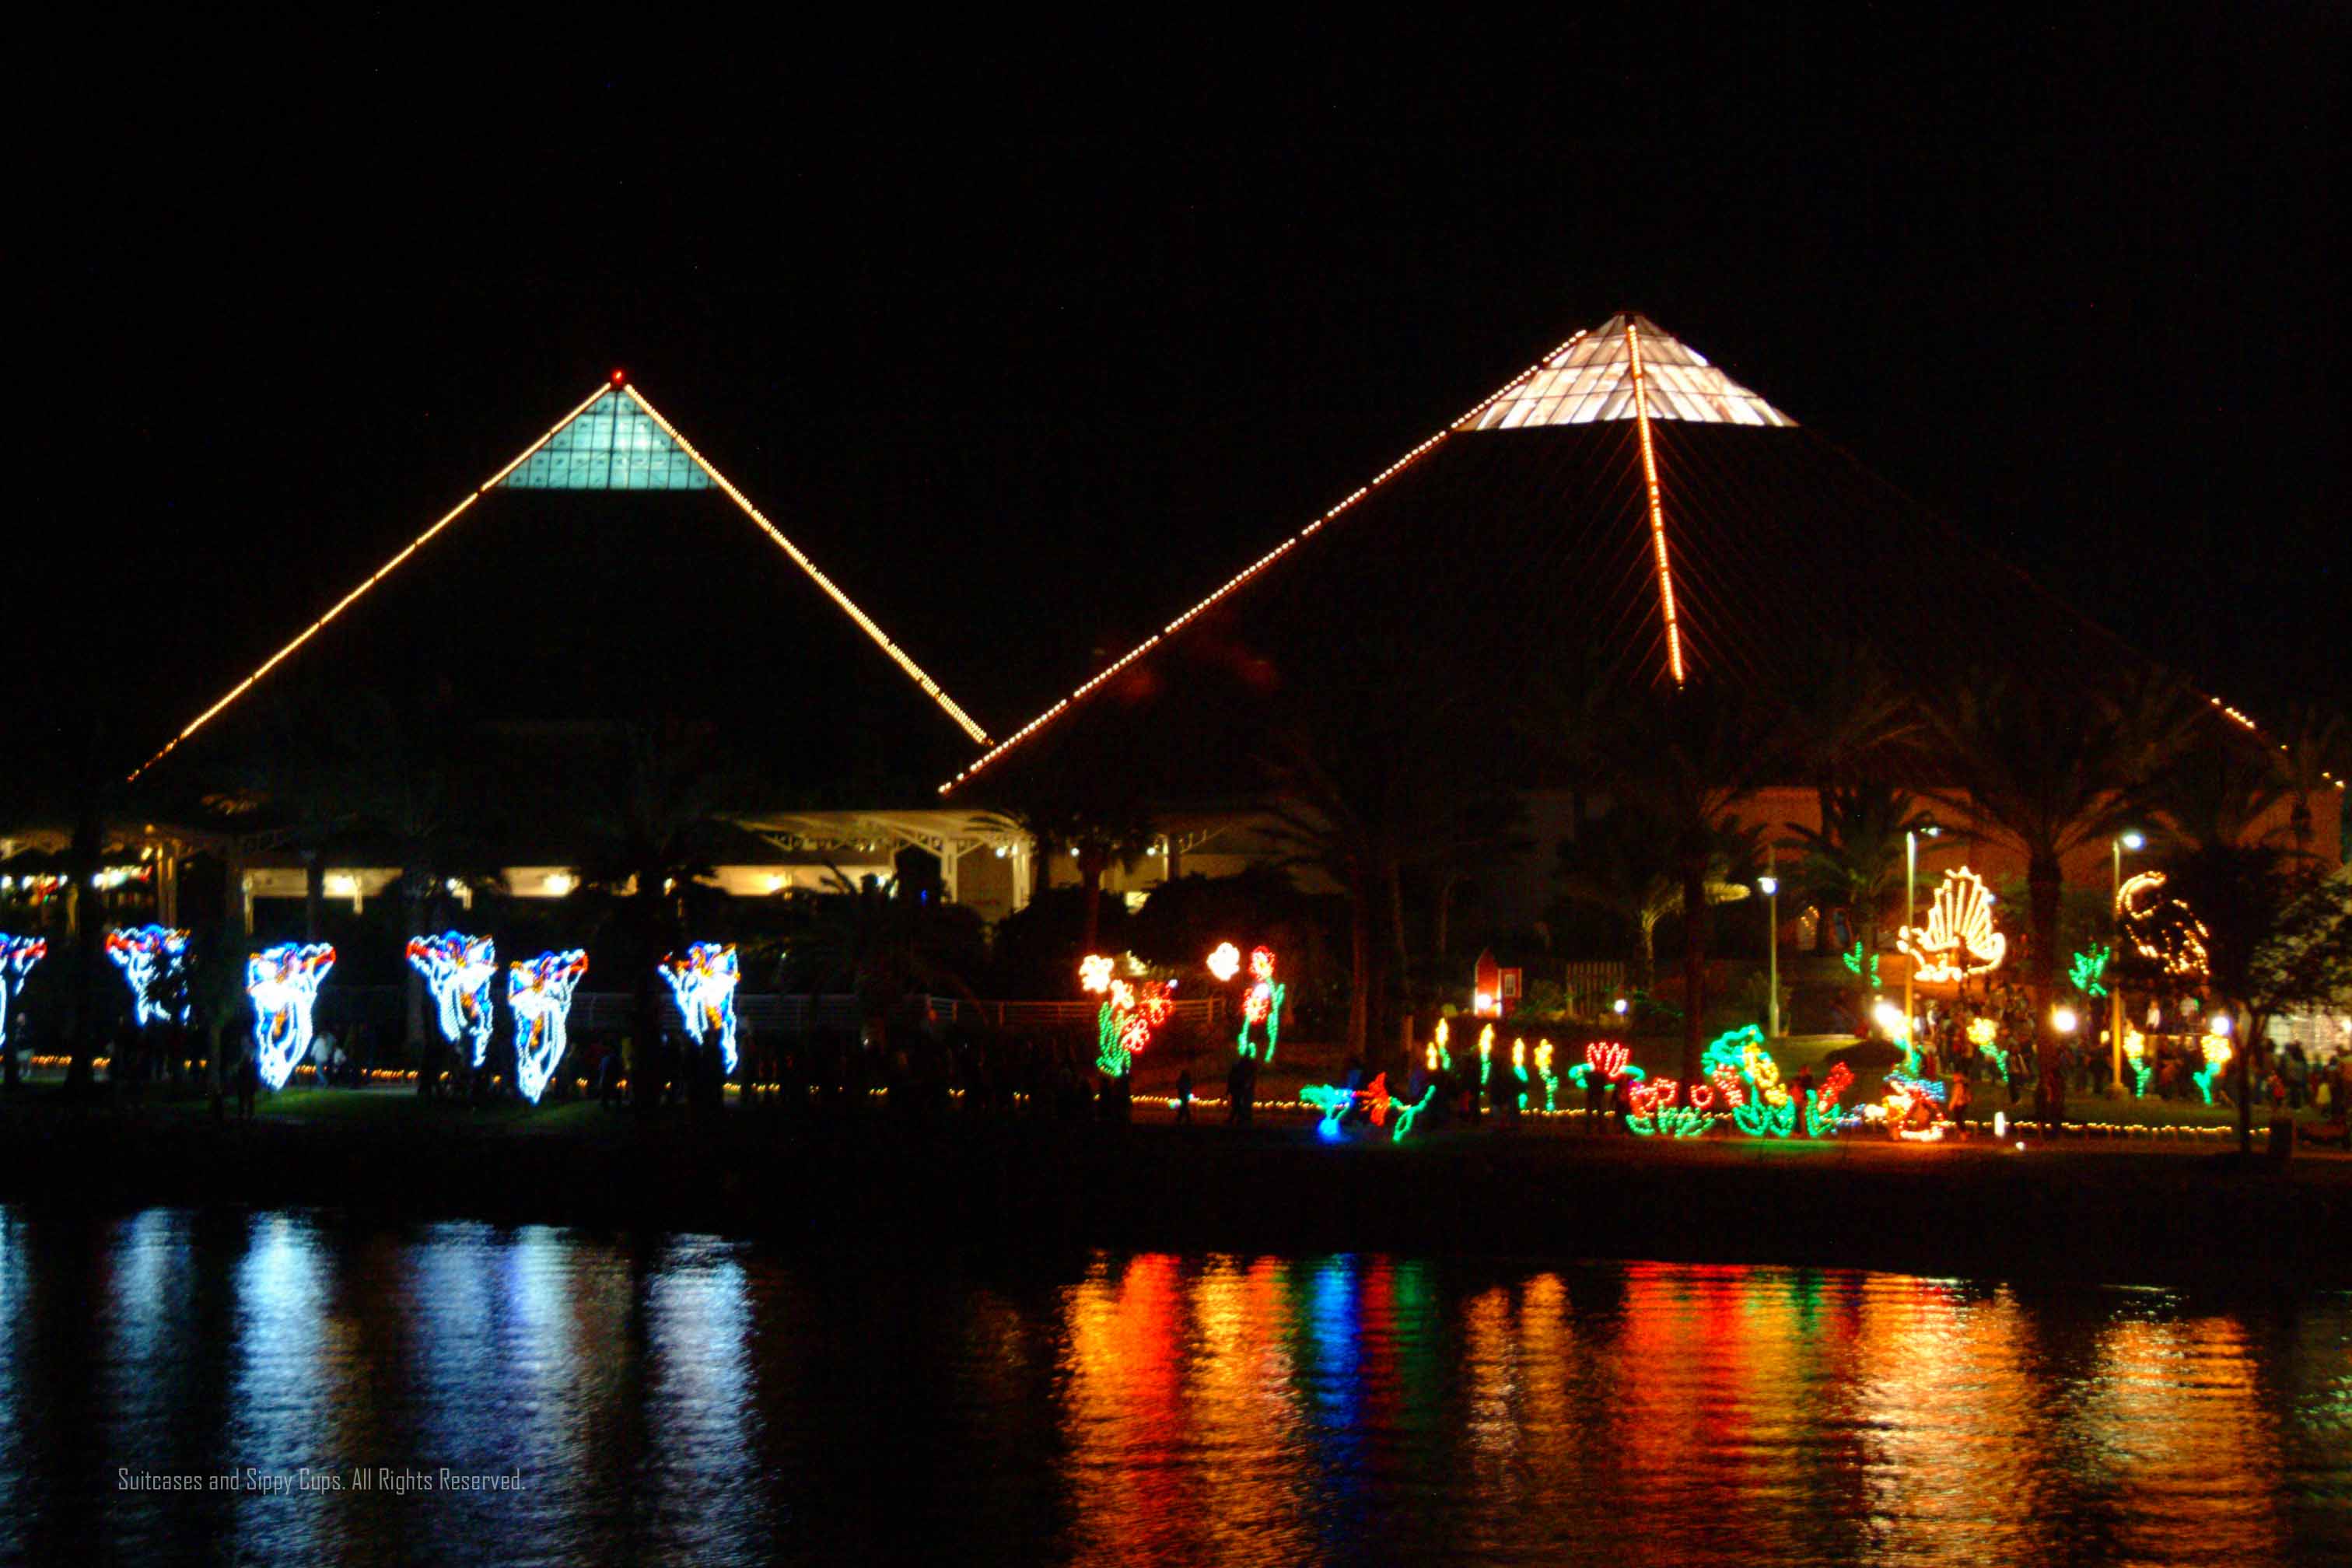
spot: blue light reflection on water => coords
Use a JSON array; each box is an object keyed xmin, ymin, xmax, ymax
[{"xmin": 0, "ymin": 1208, "xmax": 2343, "ymax": 1566}]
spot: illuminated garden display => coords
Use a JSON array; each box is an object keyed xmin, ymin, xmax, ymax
[
  {"xmin": 1568, "ymin": 1040, "xmax": 1643, "ymax": 1091},
  {"xmin": 107, "ymin": 926, "xmax": 192, "ymax": 1026},
  {"xmin": 2070, "ymin": 944, "xmax": 2112, "ymax": 999},
  {"xmin": 1206, "ymin": 942, "xmax": 1241, "ymax": 983},
  {"xmin": 1842, "ymin": 943, "xmax": 1880, "ymax": 988},
  {"xmin": 1533, "ymin": 1040, "xmax": 1558, "ymax": 1111},
  {"xmin": 1898, "ymin": 867, "xmax": 2007, "ymax": 984},
  {"xmin": 1424, "ymin": 1018, "xmax": 1454, "ymax": 1073},
  {"xmin": 509, "ymin": 950, "xmax": 588, "ymax": 1104},
  {"xmin": 247, "ymin": 942, "xmax": 335, "ymax": 1090},
  {"xmin": 2118, "ymin": 870, "xmax": 2211, "ymax": 981},
  {"xmin": 1880, "ymin": 1073, "xmax": 1950, "ymax": 1140},
  {"xmin": 1234, "ymin": 946, "xmax": 1284, "ymax": 1062},
  {"xmin": 1302, "ymin": 1069, "xmax": 1436, "ymax": 1143},
  {"xmin": 1626, "ymin": 1077, "xmax": 1713, "ymax": 1138},
  {"xmin": 1083, "ymin": 956, "xmax": 1174, "ymax": 1078},
  {"xmin": 0, "ymin": 935, "xmax": 46, "ymax": 1049},
  {"xmin": 660, "ymin": 942, "xmax": 741, "ymax": 1074},
  {"xmin": 2193, "ymin": 1016, "xmax": 2232, "ymax": 1104},
  {"xmin": 405, "ymin": 933, "xmax": 497, "ymax": 1067},
  {"xmin": 2123, "ymin": 1027, "xmax": 2153, "ymax": 1096},
  {"xmin": 1806, "ymin": 1063, "xmax": 1856, "ymax": 1138},
  {"xmin": 1703, "ymin": 1025, "xmax": 1797, "ymax": 1138}
]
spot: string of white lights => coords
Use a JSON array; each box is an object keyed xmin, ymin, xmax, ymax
[
  {"xmin": 127, "ymin": 383, "xmax": 619, "ymax": 782},
  {"xmin": 621, "ymin": 386, "xmax": 993, "ymax": 746},
  {"xmin": 938, "ymin": 331, "xmax": 1592, "ymax": 794}
]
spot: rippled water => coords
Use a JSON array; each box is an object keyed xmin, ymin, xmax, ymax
[{"xmin": 0, "ymin": 1210, "xmax": 2344, "ymax": 1565}]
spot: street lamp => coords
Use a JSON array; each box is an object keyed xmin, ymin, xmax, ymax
[
  {"xmin": 1903, "ymin": 824, "xmax": 1940, "ymax": 1040},
  {"xmin": 1759, "ymin": 873, "xmax": 1780, "ymax": 1039},
  {"xmin": 2109, "ymin": 830, "xmax": 2143, "ymax": 1093}
]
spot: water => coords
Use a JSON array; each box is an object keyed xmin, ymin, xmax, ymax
[{"xmin": 0, "ymin": 1209, "xmax": 2344, "ymax": 1566}]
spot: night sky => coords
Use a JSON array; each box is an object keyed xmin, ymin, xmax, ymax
[{"xmin": 20, "ymin": 15, "xmax": 2345, "ymax": 788}]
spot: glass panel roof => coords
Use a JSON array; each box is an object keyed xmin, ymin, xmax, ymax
[
  {"xmin": 1458, "ymin": 313, "xmax": 1795, "ymax": 432},
  {"xmin": 501, "ymin": 391, "xmax": 714, "ymax": 490}
]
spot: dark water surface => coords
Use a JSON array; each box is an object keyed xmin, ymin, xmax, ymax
[{"xmin": 0, "ymin": 1208, "xmax": 2344, "ymax": 1566}]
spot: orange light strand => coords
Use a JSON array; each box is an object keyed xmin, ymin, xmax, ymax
[
  {"xmin": 938, "ymin": 330, "xmax": 1592, "ymax": 793},
  {"xmin": 621, "ymin": 387, "xmax": 991, "ymax": 746},
  {"xmin": 1625, "ymin": 319, "xmax": 1687, "ymax": 687},
  {"xmin": 128, "ymin": 382, "xmax": 618, "ymax": 781}
]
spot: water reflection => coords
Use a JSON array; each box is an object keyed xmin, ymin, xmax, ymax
[{"xmin": 0, "ymin": 1209, "xmax": 2342, "ymax": 1565}]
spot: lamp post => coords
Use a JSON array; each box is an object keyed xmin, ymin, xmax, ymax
[
  {"xmin": 2110, "ymin": 830, "xmax": 2143, "ymax": 1094},
  {"xmin": 1902, "ymin": 825, "xmax": 1938, "ymax": 1041},
  {"xmin": 1760, "ymin": 874, "xmax": 1780, "ymax": 1039}
]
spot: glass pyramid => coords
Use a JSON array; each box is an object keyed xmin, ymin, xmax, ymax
[
  {"xmin": 500, "ymin": 390, "xmax": 714, "ymax": 490},
  {"xmin": 1458, "ymin": 313, "xmax": 1795, "ymax": 432}
]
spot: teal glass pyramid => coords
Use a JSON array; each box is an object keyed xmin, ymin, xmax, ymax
[{"xmin": 500, "ymin": 390, "xmax": 714, "ymax": 491}]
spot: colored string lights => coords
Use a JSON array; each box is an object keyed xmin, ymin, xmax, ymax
[
  {"xmin": 0, "ymin": 935, "xmax": 45, "ymax": 1050},
  {"xmin": 1235, "ymin": 946, "xmax": 1284, "ymax": 1063},
  {"xmin": 1568, "ymin": 1040, "xmax": 1645, "ymax": 1089},
  {"xmin": 1881, "ymin": 1072, "xmax": 1950, "ymax": 1140},
  {"xmin": 660, "ymin": 942, "xmax": 741, "ymax": 1075},
  {"xmin": 1300, "ymin": 1083, "xmax": 1356, "ymax": 1139},
  {"xmin": 405, "ymin": 933, "xmax": 497, "ymax": 1067},
  {"xmin": 1424, "ymin": 1018, "xmax": 1454, "ymax": 1074},
  {"xmin": 1626, "ymin": 1077, "xmax": 1714, "ymax": 1138},
  {"xmin": 1087, "ymin": 958, "xmax": 1174, "ymax": 1078},
  {"xmin": 247, "ymin": 942, "xmax": 335, "ymax": 1091},
  {"xmin": 1842, "ymin": 943, "xmax": 1881, "ymax": 988},
  {"xmin": 1534, "ymin": 1040, "xmax": 1558, "ymax": 1111},
  {"xmin": 1702, "ymin": 1025, "xmax": 1798, "ymax": 1139},
  {"xmin": 1805, "ymin": 1062, "xmax": 1856, "ymax": 1139},
  {"xmin": 107, "ymin": 926, "xmax": 192, "ymax": 1026},
  {"xmin": 1897, "ymin": 867, "xmax": 2007, "ymax": 984},
  {"xmin": 509, "ymin": 950, "xmax": 588, "ymax": 1104},
  {"xmin": 2122, "ymin": 1026, "xmax": 2152, "ymax": 1097}
]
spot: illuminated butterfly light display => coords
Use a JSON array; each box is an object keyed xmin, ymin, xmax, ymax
[
  {"xmin": 107, "ymin": 925, "xmax": 193, "ymax": 1025},
  {"xmin": 509, "ymin": 950, "xmax": 588, "ymax": 1104},
  {"xmin": 247, "ymin": 942, "xmax": 336, "ymax": 1090},
  {"xmin": 1897, "ymin": 867, "xmax": 2007, "ymax": 984},
  {"xmin": 660, "ymin": 942, "xmax": 740, "ymax": 1074},
  {"xmin": 0, "ymin": 935, "xmax": 47, "ymax": 1049},
  {"xmin": 406, "ymin": 933, "xmax": 498, "ymax": 1066}
]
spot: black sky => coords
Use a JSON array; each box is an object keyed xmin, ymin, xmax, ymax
[{"xmin": 19, "ymin": 13, "xmax": 2346, "ymax": 782}]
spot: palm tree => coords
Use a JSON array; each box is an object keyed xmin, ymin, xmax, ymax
[
  {"xmin": 1784, "ymin": 784, "xmax": 1937, "ymax": 1016},
  {"xmin": 1924, "ymin": 670, "xmax": 2202, "ymax": 1097},
  {"xmin": 1556, "ymin": 806, "xmax": 1753, "ymax": 991},
  {"xmin": 2272, "ymin": 704, "xmax": 2348, "ymax": 864},
  {"xmin": 1575, "ymin": 684, "xmax": 1780, "ymax": 1091}
]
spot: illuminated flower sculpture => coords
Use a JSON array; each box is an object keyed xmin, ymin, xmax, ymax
[
  {"xmin": 405, "ymin": 933, "xmax": 497, "ymax": 1067},
  {"xmin": 1206, "ymin": 942, "xmax": 1241, "ymax": 983},
  {"xmin": 1085, "ymin": 957, "xmax": 1174, "ymax": 1078},
  {"xmin": 1897, "ymin": 868, "xmax": 2007, "ymax": 985},
  {"xmin": 1702, "ymin": 1025, "xmax": 1800, "ymax": 1139},
  {"xmin": 0, "ymin": 935, "xmax": 46, "ymax": 1050},
  {"xmin": 660, "ymin": 942, "xmax": 740, "ymax": 1074},
  {"xmin": 1626, "ymin": 1076, "xmax": 1713, "ymax": 1138},
  {"xmin": 1567, "ymin": 1039, "xmax": 1644, "ymax": 1091},
  {"xmin": 1805, "ymin": 1063, "xmax": 1856, "ymax": 1138},
  {"xmin": 1235, "ymin": 946, "xmax": 1285, "ymax": 1062},
  {"xmin": 2117, "ymin": 871, "xmax": 2211, "ymax": 982},
  {"xmin": 247, "ymin": 942, "xmax": 335, "ymax": 1091},
  {"xmin": 107, "ymin": 926, "xmax": 192, "ymax": 1026},
  {"xmin": 509, "ymin": 950, "xmax": 588, "ymax": 1104}
]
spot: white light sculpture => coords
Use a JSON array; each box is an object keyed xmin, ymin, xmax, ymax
[
  {"xmin": 405, "ymin": 932, "xmax": 498, "ymax": 1066},
  {"xmin": 247, "ymin": 942, "xmax": 336, "ymax": 1091},
  {"xmin": 107, "ymin": 926, "xmax": 193, "ymax": 1025},
  {"xmin": 509, "ymin": 950, "xmax": 587, "ymax": 1104},
  {"xmin": 1897, "ymin": 867, "xmax": 2007, "ymax": 984},
  {"xmin": 1, "ymin": 935, "xmax": 47, "ymax": 1050},
  {"xmin": 659, "ymin": 942, "xmax": 740, "ymax": 1075}
]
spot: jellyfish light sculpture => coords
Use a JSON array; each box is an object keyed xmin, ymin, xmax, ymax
[
  {"xmin": 406, "ymin": 933, "xmax": 498, "ymax": 1066},
  {"xmin": 107, "ymin": 925, "xmax": 192, "ymax": 1025},
  {"xmin": 1, "ymin": 935, "xmax": 47, "ymax": 1050},
  {"xmin": 659, "ymin": 943, "xmax": 740, "ymax": 1074},
  {"xmin": 509, "ymin": 950, "xmax": 588, "ymax": 1104},
  {"xmin": 247, "ymin": 942, "xmax": 336, "ymax": 1090}
]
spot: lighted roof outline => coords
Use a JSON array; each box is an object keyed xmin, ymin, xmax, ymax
[
  {"xmin": 131, "ymin": 380, "xmax": 990, "ymax": 780},
  {"xmin": 1456, "ymin": 313, "xmax": 1794, "ymax": 432}
]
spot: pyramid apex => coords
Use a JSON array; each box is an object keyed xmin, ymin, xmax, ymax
[{"xmin": 1459, "ymin": 313, "xmax": 1795, "ymax": 432}]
